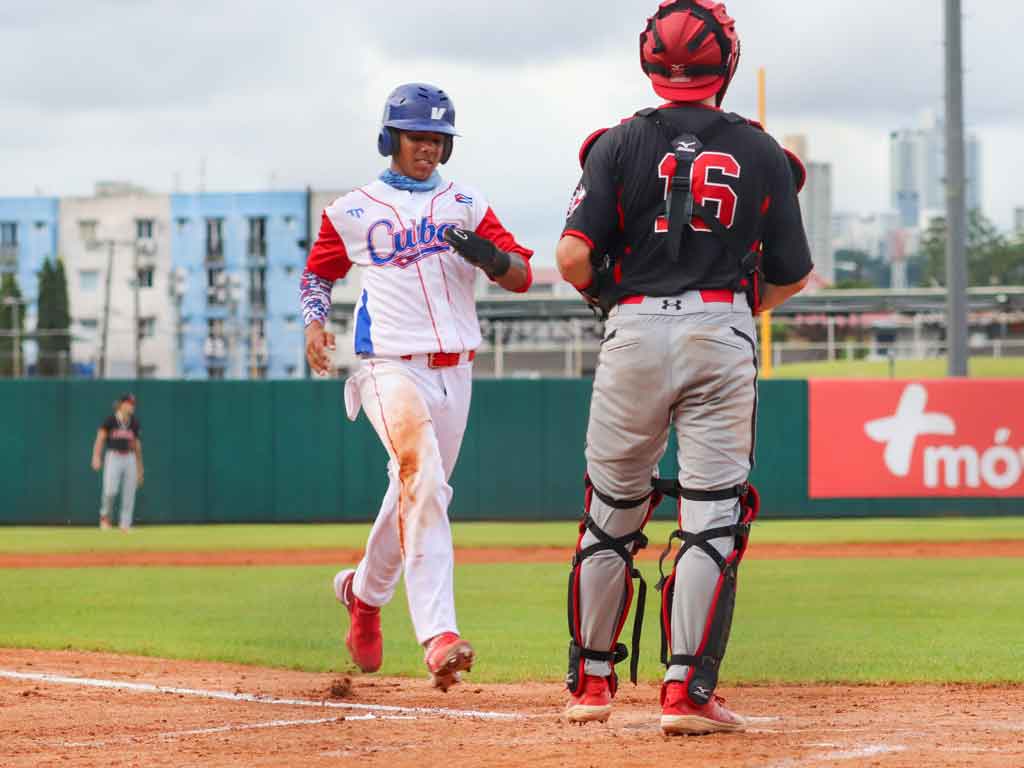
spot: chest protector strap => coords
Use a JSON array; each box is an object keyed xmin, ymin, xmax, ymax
[{"xmin": 634, "ymin": 108, "xmax": 765, "ymax": 311}]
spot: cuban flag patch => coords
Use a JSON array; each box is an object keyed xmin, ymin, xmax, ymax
[{"xmin": 454, "ymin": 193, "xmax": 473, "ymax": 205}]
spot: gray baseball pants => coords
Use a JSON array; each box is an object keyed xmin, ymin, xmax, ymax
[
  {"xmin": 101, "ymin": 451, "xmax": 137, "ymax": 529},
  {"xmin": 576, "ymin": 292, "xmax": 757, "ymax": 684}
]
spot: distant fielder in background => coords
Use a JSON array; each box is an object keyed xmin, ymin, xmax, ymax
[
  {"xmin": 91, "ymin": 393, "xmax": 144, "ymax": 531},
  {"xmin": 300, "ymin": 83, "xmax": 533, "ymax": 690},
  {"xmin": 558, "ymin": 0, "xmax": 813, "ymax": 734}
]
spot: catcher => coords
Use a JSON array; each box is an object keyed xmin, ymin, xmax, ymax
[{"xmin": 557, "ymin": 0, "xmax": 813, "ymax": 734}]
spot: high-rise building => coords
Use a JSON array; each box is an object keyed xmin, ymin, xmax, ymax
[
  {"xmin": 784, "ymin": 135, "xmax": 833, "ymax": 284},
  {"xmin": 0, "ymin": 196, "xmax": 61, "ymax": 373},
  {"xmin": 60, "ymin": 184, "xmax": 174, "ymax": 378},
  {"xmin": 1014, "ymin": 207, "xmax": 1024, "ymax": 234},
  {"xmin": 890, "ymin": 112, "xmax": 982, "ymax": 227},
  {"xmin": 170, "ymin": 191, "xmax": 310, "ymax": 380},
  {"xmin": 832, "ymin": 211, "xmax": 902, "ymax": 262}
]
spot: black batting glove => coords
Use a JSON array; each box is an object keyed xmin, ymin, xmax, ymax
[{"xmin": 443, "ymin": 227, "xmax": 511, "ymax": 279}]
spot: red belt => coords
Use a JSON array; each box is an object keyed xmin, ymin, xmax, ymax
[
  {"xmin": 619, "ymin": 289, "xmax": 735, "ymax": 306},
  {"xmin": 400, "ymin": 350, "xmax": 476, "ymax": 368}
]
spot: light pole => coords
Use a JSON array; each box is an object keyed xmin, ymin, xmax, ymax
[
  {"xmin": 90, "ymin": 237, "xmax": 145, "ymax": 379},
  {"xmin": 2, "ymin": 296, "xmax": 24, "ymax": 377},
  {"xmin": 945, "ymin": 0, "xmax": 968, "ymax": 376}
]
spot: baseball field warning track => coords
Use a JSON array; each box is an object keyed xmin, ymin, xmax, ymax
[{"xmin": 2, "ymin": 539, "xmax": 1022, "ymax": 568}]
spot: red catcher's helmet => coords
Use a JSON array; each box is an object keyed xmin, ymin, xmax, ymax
[{"xmin": 640, "ymin": 0, "xmax": 741, "ymax": 106}]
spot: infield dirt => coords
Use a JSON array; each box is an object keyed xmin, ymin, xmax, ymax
[{"xmin": 3, "ymin": 648, "xmax": 1023, "ymax": 767}]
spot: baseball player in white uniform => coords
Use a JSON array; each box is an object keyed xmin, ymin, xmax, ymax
[{"xmin": 300, "ymin": 83, "xmax": 533, "ymax": 691}]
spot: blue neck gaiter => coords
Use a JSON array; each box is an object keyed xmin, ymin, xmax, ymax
[{"xmin": 379, "ymin": 168, "xmax": 442, "ymax": 192}]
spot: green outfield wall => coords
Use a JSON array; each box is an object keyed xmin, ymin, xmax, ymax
[{"xmin": 0, "ymin": 379, "xmax": 1019, "ymax": 525}]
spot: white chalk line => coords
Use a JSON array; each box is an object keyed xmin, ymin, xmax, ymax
[
  {"xmin": 0, "ymin": 669, "xmax": 520, "ymax": 721},
  {"xmin": 60, "ymin": 720, "xmax": 380, "ymax": 749},
  {"xmin": 763, "ymin": 743, "xmax": 907, "ymax": 768},
  {"xmin": 62, "ymin": 714, "xmax": 418, "ymax": 749}
]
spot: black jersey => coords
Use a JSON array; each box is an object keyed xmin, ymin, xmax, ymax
[
  {"xmin": 564, "ymin": 104, "xmax": 813, "ymax": 307},
  {"xmin": 101, "ymin": 414, "xmax": 140, "ymax": 453}
]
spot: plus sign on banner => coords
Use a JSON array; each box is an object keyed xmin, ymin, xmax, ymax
[{"xmin": 809, "ymin": 380, "xmax": 1024, "ymax": 498}]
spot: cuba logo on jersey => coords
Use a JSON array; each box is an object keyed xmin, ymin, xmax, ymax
[{"xmin": 366, "ymin": 218, "xmax": 456, "ymax": 268}]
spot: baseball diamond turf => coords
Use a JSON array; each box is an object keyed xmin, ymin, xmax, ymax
[
  {"xmin": 1, "ymin": 559, "xmax": 1022, "ymax": 684},
  {"xmin": 2, "ymin": 519, "xmax": 1024, "ymax": 685},
  {"xmin": 770, "ymin": 356, "xmax": 1024, "ymax": 379}
]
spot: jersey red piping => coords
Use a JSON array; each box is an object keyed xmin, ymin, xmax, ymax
[{"xmin": 562, "ymin": 229, "xmax": 596, "ymax": 251}]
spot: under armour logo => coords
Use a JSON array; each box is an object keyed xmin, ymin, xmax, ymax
[
  {"xmin": 676, "ymin": 140, "xmax": 698, "ymax": 153},
  {"xmin": 431, "ymin": 107, "xmax": 447, "ymax": 120},
  {"xmin": 662, "ymin": 299, "xmax": 683, "ymax": 310},
  {"xmin": 347, "ymin": 208, "xmax": 365, "ymax": 219}
]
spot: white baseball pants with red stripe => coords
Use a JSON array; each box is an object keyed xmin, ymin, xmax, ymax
[
  {"xmin": 578, "ymin": 295, "xmax": 758, "ymax": 683},
  {"xmin": 344, "ymin": 356, "xmax": 472, "ymax": 645}
]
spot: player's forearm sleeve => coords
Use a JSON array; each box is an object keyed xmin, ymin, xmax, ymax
[{"xmin": 300, "ymin": 270, "xmax": 334, "ymax": 328}]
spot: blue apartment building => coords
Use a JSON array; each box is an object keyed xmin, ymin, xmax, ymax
[
  {"xmin": 170, "ymin": 191, "xmax": 310, "ymax": 379},
  {"xmin": 0, "ymin": 197, "xmax": 61, "ymax": 369}
]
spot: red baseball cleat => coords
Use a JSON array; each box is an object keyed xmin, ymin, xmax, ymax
[
  {"xmin": 660, "ymin": 681, "xmax": 746, "ymax": 735},
  {"xmin": 565, "ymin": 674, "xmax": 612, "ymax": 723},
  {"xmin": 423, "ymin": 632, "xmax": 474, "ymax": 692},
  {"xmin": 333, "ymin": 569, "xmax": 382, "ymax": 673}
]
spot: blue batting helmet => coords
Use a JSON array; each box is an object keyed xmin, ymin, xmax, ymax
[{"xmin": 377, "ymin": 83, "xmax": 457, "ymax": 164}]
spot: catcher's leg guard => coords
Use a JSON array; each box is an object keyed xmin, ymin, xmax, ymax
[
  {"xmin": 655, "ymin": 482, "xmax": 760, "ymax": 707},
  {"xmin": 566, "ymin": 476, "xmax": 662, "ymax": 697}
]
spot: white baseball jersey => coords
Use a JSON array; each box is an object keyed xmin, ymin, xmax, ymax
[{"xmin": 306, "ymin": 179, "xmax": 533, "ymax": 357}]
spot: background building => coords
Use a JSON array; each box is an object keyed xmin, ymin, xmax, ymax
[
  {"xmin": 0, "ymin": 196, "xmax": 61, "ymax": 373},
  {"xmin": 171, "ymin": 190, "xmax": 310, "ymax": 379},
  {"xmin": 889, "ymin": 112, "xmax": 982, "ymax": 228},
  {"xmin": 1014, "ymin": 206, "xmax": 1023, "ymax": 235},
  {"xmin": 784, "ymin": 135, "xmax": 834, "ymax": 285},
  {"xmin": 60, "ymin": 183, "xmax": 173, "ymax": 378},
  {"xmin": 832, "ymin": 211, "xmax": 902, "ymax": 262}
]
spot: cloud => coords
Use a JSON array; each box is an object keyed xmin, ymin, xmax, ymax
[{"xmin": 0, "ymin": 0, "xmax": 1021, "ymax": 236}]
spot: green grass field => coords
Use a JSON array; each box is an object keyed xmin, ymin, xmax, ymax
[
  {"xmin": 771, "ymin": 356, "xmax": 1024, "ymax": 379},
  {"xmin": 2, "ymin": 519, "xmax": 1023, "ymax": 685}
]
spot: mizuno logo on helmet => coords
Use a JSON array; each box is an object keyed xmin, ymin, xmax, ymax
[
  {"xmin": 676, "ymin": 140, "xmax": 698, "ymax": 152},
  {"xmin": 431, "ymin": 107, "xmax": 447, "ymax": 120}
]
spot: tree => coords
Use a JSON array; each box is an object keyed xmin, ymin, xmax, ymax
[
  {"xmin": 0, "ymin": 273, "xmax": 26, "ymax": 378},
  {"xmin": 833, "ymin": 248, "xmax": 891, "ymax": 289},
  {"xmin": 36, "ymin": 257, "xmax": 71, "ymax": 376},
  {"xmin": 916, "ymin": 211, "xmax": 1024, "ymax": 286}
]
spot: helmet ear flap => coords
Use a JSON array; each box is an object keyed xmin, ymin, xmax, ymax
[
  {"xmin": 715, "ymin": 39, "xmax": 741, "ymax": 106},
  {"xmin": 440, "ymin": 135, "xmax": 453, "ymax": 164},
  {"xmin": 378, "ymin": 127, "xmax": 399, "ymax": 157}
]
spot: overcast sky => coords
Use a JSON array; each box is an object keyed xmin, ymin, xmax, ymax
[{"xmin": 1, "ymin": 0, "xmax": 1021, "ymax": 263}]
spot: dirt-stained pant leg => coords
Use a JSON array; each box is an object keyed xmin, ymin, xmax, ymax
[
  {"xmin": 580, "ymin": 314, "xmax": 673, "ymax": 676},
  {"xmin": 353, "ymin": 359, "xmax": 472, "ymax": 645},
  {"xmin": 666, "ymin": 313, "xmax": 757, "ymax": 684}
]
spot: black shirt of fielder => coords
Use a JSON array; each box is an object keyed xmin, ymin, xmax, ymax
[
  {"xmin": 564, "ymin": 104, "xmax": 813, "ymax": 307},
  {"xmin": 101, "ymin": 415, "xmax": 141, "ymax": 454}
]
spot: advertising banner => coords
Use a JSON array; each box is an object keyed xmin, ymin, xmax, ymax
[{"xmin": 809, "ymin": 380, "xmax": 1024, "ymax": 498}]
